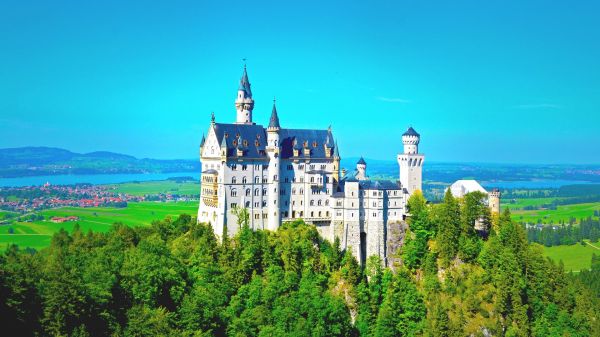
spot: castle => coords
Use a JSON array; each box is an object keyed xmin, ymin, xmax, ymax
[{"xmin": 197, "ymin": 66, "xmax": 424, "ymax": 265}]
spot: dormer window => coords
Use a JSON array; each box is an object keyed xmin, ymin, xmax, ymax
[
  {"xmin": 312, "ymin": 141, "xmax": 317, "ymax": 147},
  {"xmin": 232, "ymin": 140, "xmax": 237, "ymax": 146},
  {"xmin": 255, "ymin": 140, "xmax": 259, "ymax": 146},
  {"xmin": 225, "ymin": 133, "xmax": 229, "ymax": 138},
  {"xmin": 243, "ymin": 140, "xmax": 248, "ymax": 147}
]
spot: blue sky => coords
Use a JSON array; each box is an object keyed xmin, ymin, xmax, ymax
[{"xmin": 1, "ymin": 0, "xmax": 599, "ymax": 164}]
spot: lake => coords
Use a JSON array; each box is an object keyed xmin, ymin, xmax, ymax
[
  {"xmin": 480, "ymin": 179, "xmax": 595, "ymax": 189},
  {"xmin": 0, "ymin": 172, "xmax": 200, "ymax": 187}
]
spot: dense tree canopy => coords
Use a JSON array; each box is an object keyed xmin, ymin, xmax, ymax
[{"xmin": 1, "ymin": 192, "xmax": 599, "ymax": 336}]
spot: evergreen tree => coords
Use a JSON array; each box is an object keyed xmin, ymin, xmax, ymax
[{"xmin": 436, "ymin": 189, "xmax": 461, "ymax": 267}]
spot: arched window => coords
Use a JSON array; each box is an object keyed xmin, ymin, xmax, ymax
[
  {"xmin": 242, "ymin": 177, "xmax": 247, "ymax": 184},
  {"xmin": 246, "ymin": 189, "xmax": 251, "ymax": 196},
  {"xmin": 245, "ymin": 201, "xmax": 250, "ymax": 208},
  {"xmin": 262, "ymin": 188, "xmax": 267, "ymax": 195},
  {"xmin": 300, "ymin": 188, "xmax": 304, "ymax": 195},
  {"xmin": 254, "ymin": 188, "xmax": 259, "ymax": 196},
  {"xmin": 310, "ymin": 200, "xmax": 315, "ymax": 206},
  {"xmin": 231, "ymin": 189, "xmax": 237, "ymax": 197},
  {"xmin": 325, "ymin": 200, "xmax": 329, "ymax": 206},
  {"xmin": 318, "ymin": 200, "xmax": 322, "ymax": 206},
  {"xmin": 232, "ymin": 177, "xmax": 237, "ymax": 184},
  {"xmin": 254, "ymin": 176, "xmax": 259, "ymax": 183}
]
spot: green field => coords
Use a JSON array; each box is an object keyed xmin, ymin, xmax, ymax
[
  {"xmin": 0, "ymin": 201, "xmax": 198, "ymax": 250},
  {"xmin": 502, "ymin": 197, "xmax": 560, "ymax": 210},
  {"xmin": 509, "ymin": 202, "xmax": 600, "ymax": 224},
  {"xmin": 104, "ymin": 180, "xmax": 200, "ymax": 196},
  {"xmin": 542, "ymin": 241, "xmax": 600, "ymax": 272},
  {"xmin": 0, "ymin": 210, "xmax": 18, "ymax": 220}
]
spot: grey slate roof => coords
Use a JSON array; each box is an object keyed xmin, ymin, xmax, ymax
[
  {"xmin": 214, "ymin": 123, "xmax": 267, "ymax": 158},
  {"xmin": 359, "ymin": 180, "xmax": 400, "ymax": 190},
  {"xmin": 238, "ymin": 66, "xmax": 252, "ymax": 97},
  {"xmin": 279, "ymin": 128, "xmax": 333, "ymax": 159},
  {"xmin": 213, "ymin": 121, "xmax": 337, "ymax": 160},
  {"xmin": 339, "ymin": 175, "xmax": 400, "ymax": 191},
  {"xmin": 268, "ymin": 103, "xmax": 280, "ymax": 128},
  {"xmin": 403, "ymin": 127, "xmax": 420, "ymax": 137}
]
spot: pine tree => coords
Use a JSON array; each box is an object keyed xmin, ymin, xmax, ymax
[{"xmin": 436, "ymin": 189, "xmax": 461, "ymax": 267}]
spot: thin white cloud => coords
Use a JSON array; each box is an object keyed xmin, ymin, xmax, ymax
[
  {"xmin": 513, "ymin": 103, "xmax": 562, "ymax": 109},
  {"xmin": 376, "ymin": 96, "xmax": 411, "ymax": 103}
]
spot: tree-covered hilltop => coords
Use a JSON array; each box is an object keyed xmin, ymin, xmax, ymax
[
  {"xmin": 1, "ymin": 192, "xmax": 599, "ymax": 336},
  {"xmin": 0, "ymin": 147, "xmax": 199, "ymax": 178}
]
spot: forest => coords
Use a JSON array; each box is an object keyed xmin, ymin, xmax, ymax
[
  {"xmin": 526, "ymin": 217, "xmax": 600, "ymax": 246},
  {"xmin": 1, "ymin": 191, "xmax": 599, "ymax": 336}
]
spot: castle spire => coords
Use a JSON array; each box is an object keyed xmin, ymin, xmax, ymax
[
  {"xmin": 268, "ymin": 98, "xmax": 280, "ymax": 129},
  {"xmin": 238, "ymin": 64, "xmax": 252, "ymax": 98},
  {"xmin": 235, "ymin": 63, "xmax": 255, "ymax": 124}
]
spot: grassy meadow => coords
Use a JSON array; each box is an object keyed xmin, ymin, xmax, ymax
[
  {"xmin": 510, "ymin": 202, "xmax": 600, "ymax": 224},
  {"xmin": 542, "ymin": 241, "xmax": 600, "ymax": 272},
  {"xmin": 502, "ymin": 197, "xmax": 559, "ymax": 210},
  {"xmin": 0, "ymin": 201, "xmax": 198, "ymax": 250},
  {"xmin": 103, "ymin": 180, "xmax": 200, "ymax": 196}
]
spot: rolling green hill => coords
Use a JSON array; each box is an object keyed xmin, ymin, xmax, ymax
[{"xmin": 0, "ymin": 147, "xmax": 199, "ymax": 178}]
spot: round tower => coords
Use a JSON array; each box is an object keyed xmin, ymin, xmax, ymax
[
  {"xmin": 266, "ymin": 100, "xmax": 281, "ymax": 231},
  {"xmin": 488, "ymin": 188, "xmax": 501, "ymax": 214},
  {"xmin": 402, "ymin": 127, "xmax": 420, "ymax": 154},
  {"xmin": 235, "ymin": 64, "xmax": 254, "ymax": 124},
  {"xmin": 397, "ymin": 126, "xmax": 425, "ymax": 195},
  {"xmin": 356, "ymin": 157, "xmax": 367, "ymax": 180}
]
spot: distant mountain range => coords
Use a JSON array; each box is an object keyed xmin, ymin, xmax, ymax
[
  {"xmin": 0, "ymin": 147, "xmax": 199, "ymax": 178},
  {"xmin": 2, "ymin": 147, "xmax": 600, "ymax": 184}
]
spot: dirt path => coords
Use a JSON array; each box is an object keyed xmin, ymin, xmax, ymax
[{"xmin": 584, "ymin": 241, "xmax": 600, "ymax": 250}]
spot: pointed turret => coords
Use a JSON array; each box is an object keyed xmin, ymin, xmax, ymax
[
  {"xmin": 268, "ymin": 99, "xmax": 280, "ymax": 129},
  {"xmin": 333, "ymin": 140, "xmax": 340, "ymax": 158},
  {"xmin": 356, "ymin": 156, "xmax": 367, "ymax": 180},
  {"xmin": 235, "ymin": 64, "xmax": 255, "ymax": 124},
  {"xmin": 220, "ymin": 135, "xmax": 228, "ymax": 157},
  {"xmin": 238, "ymin": 64, "xmax": 252, "ymax": 98},
  {"xmin": 200, "ymin": 134, "xmax": 206, "ymax": 147}
]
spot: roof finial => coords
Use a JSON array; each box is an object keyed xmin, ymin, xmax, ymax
[
  {"xmin": 242, "ymin": 58, "xmax": 247, "ymax": 68},
  {"xmin": 211, "ymin": 112, "xmax": 215, "ymax": 124}
]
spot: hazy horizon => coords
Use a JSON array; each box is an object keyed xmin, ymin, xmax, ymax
[{"xmin": 2, "ymin": 0, "xmax": 599, "ymax": 164}]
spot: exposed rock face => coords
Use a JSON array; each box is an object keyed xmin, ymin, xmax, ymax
[{"xmin": 386, "ymin": 220, "xmax": 409, "ymax": 269}]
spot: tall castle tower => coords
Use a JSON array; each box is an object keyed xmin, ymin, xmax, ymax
[
  {"xmin": 266, "ymin": 100, "xmax": 281, "ymax": 231},
  {"xmin": 488, "ymin": 188, "xmax": 501, "ymax": 214},
  {"xmin": 397, "ymin": 127, "xmax": 425, "ymax": 195},
  {"xmin": 235, "ymin": 65, "xmax": 254, "ymax": 124}
]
